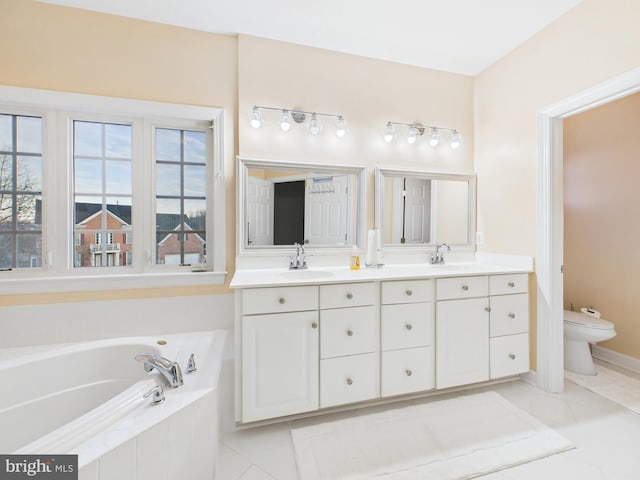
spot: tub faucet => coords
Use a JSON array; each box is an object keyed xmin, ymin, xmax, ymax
[
  {"xmin": 430, "ymin": 243, "xmax": 451, "ymax": 265},
  {"xmin": 135, "ymin": 353, "xmax": 184, "ymax": 388},
  {"xmin": 289, "ymin": 242, "xmax": 308, "ymax": 270}
]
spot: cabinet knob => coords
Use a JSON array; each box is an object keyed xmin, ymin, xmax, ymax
[
  {"xmin": 346, "ymin": 378, "xmax": 353, "ymax": 386},
  {"xmin": 278, "ymin": 297, "xmax": 286, "ymax": 304},
  {"xmin": 346, "ymin": 292, "xmax": 353, "ymax": 300},
  {"xmin": 508, "ymin": 281, "xmax": 515, "ymax": 288},
  {"xmin": 485, "ymin": 306, "xmax": 491, "ymax": 312},
  {"xmin": 462, "ymin": 285, "xmax": 469, "ymax": 291},
  {"xmin": 406, "ymin": 289, "xmax": 413, "ymax": 296},
  {"xmin": 405, "ymin": 323, "xmax": 413, "ymax": 331},
  {"xmin": 346, "ymin": 329, "xmax": 354, "ymax": 337},
  {"xmin": 405, "ymin": 369, "xmax": 413, "ymax": 377},
  {"xmin": 509, "ymin": 353, "xmax": 516, "ymax": 360},
  {"xmin": 509, "ymin": 313, "xmax": 516, "ymax": 319},
  {"xmin": 311, "ymin": 322, "xmax": 318, "ymax": 329}
]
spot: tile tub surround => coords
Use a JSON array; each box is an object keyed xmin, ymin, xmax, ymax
[{"xmin": 217, "ymin": 378, "xmax": 640, "ymax": 480}]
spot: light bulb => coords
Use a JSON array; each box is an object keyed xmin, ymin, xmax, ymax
[
  {"xmin": 308, "ymin": 113, "xmax": 321, "ymax": 135},
  {"xmin": 279, "ymin": 110, "xmax": 291, "ymax": 132},
  {"xmin": 250, "ymin": 107, "xmax": 262, "ymax": 129},
  {"xmin": 335, "ymin": 116, "xmax": 346, "ymax": 138},
  {"xmin": 407, "ymin": 127, "xmax": 418, "ymax": 144},
  {"xmin": 450, "ymin": 130, "xmax": 463, "ymax": 149},
  {"xmin": 429, "ymin": 128, "xmax": 440, "ymax": 147},
  {"xmin": 383, "ymin": 122, "xmax": 394, "ymax": 143}
]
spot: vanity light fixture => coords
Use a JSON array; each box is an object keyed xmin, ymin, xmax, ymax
[
  {"xmin": 383, "ymin": 121, "xmax": 463, "ymax": 149},
  {"xmin": 249, "ymin": 105, "xmax": 348, "ymax": 138}
]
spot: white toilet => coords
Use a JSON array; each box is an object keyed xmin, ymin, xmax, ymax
[{"xmin": 564, "ymin": 309, "xmax": 616, "ymax": 375}]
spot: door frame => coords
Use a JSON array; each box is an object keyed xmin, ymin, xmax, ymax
[{"xmin": 536, "ymin": 67, "xmax": 640, "ymax": 392}]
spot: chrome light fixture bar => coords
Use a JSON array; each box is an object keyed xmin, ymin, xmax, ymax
[
  {"xmin": 383, "ymin": 121, "xmax": 463, "ymax": 149},
  {"xmin": 250, "ymin": 105, "xmax": 347, "ymax": 137}
]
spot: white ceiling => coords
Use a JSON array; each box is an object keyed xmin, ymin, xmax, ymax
[{"xmin": 38, "ymin": 0, "xmax": 583, "ymax": 76}]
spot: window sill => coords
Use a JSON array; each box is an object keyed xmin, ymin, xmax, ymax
[{"xmin": 0, "ymin": 271, "xmax": 227, "ymax": 295}]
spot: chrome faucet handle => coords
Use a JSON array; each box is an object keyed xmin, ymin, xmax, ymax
[
  {"xmin": 436, "ymin": 243, "xmax": 451, "ymax": 253},
  {"xmin": 186, "ymin": 353, "xmax": 197, "ymax": 374},
  {"xmin": 143, "ymin": 384, "xmax": 165, "ymax": 405}
]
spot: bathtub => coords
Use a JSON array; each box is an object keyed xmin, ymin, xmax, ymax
[{"xmin": 0, "ymin": 330, "xmax": 227, "ymax": 478}]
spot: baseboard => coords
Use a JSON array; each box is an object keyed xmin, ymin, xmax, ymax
[
  {"xmin": 592, "ymin": 346, "xmax": 640, "ymax": 374},
  {"xmin": 520, "ymin": 370, "xmax": 537, "ymax": 387}
]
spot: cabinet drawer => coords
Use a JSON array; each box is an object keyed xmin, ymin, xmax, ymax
[
  {"xmin": 320, "ymin": 306, "xmax": 378, "ymax": 358},
  {"xmin": 490, "ymin": 293, "xmax": 529, "ymax": 337},
  {"xmin": 436, "ymin": 276, "xmax": 488, "ymax": 300},
  {"xmin": 381, "ymin": 303, "xmax": 433, "ymax": 350},
  {"xmin": 490, "ymin": 333, "xmax": 529, "ymax": 379},
  {"xmin": 489, "ymin": 274, "xmax": 528, "ymax": 295},
  {"xmin": 242, "ymin": 286, "xmax": 318, "ymax": 315},
  {"xmin": 381, "ymin": 279, "xmax": 433, "ymax": 305},
  {"xmin": 320, "ymin": 282, "xmax": 375, "ymax": 309},
  {"xmin": 320, "ymin": 353, "xmax": 379, "ymax": 408},
  {"xmin": 381, "ymin": 347, "xmax": 434, "ymax": 397}
]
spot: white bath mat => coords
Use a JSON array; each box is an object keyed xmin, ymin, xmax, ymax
[
  {"xmin": 291, "ymin": 391, "xmax": 573, "ymax": 480},
  {"xmin": 566, "ymin": 364, "xmax": 640, "ymax": 414}
]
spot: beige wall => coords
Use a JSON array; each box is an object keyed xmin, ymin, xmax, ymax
[
  {"xmin": 0, "ymin": 0, "xmax": 237, "ymax": 305},
  {"xmin": 563, "ymin": 92, "xmax": 640, "ymax": 358},
  {"xmin": 474, "ymin": 0, "xmax": 640, "ymax": 366}
]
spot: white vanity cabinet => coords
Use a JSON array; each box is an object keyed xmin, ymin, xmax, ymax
[
  {"xmin": 241, "ymin": 285, "xmax": 319, "ymax": 423},
  {"xmin": 319, "ymin": 282, "xmax": 379, "ymax": 408},
  {"xmin": 488, "ymin": 274, "xmax": 529, "ymax": 378},
  {"xmin": 380, "ymin": 279, "xmax": 435, "ymax": 397},
  {"xmin": 435, "ymin": 276, "xmax": 490, "ymax": 389}
]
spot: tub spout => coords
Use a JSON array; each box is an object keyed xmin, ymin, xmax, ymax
[{"xmin": 135, "ymin": 353, "xmax": 184, "ymax": 388}]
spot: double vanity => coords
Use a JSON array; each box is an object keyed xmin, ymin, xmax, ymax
[{"xmin": 232, "ymin": 156, "xmax": 531, "ymax": 425}]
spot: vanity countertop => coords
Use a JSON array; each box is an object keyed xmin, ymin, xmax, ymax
[{"xmin": 230, "ymin": 261, "xmax": 532, "ymax": 289}]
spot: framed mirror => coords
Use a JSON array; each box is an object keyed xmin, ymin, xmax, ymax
[
  {"xmin": 237, "ymin": 157, "xmax": 366, "ymax": 255},
  {"xmin": 375, "ymin": 167, "xmax": 476, "ymax": 248}
]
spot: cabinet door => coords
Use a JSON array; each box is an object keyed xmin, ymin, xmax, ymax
[
  {"xmin": 436, "ymin": 297, "xmax": 489, "ymax": 389},
  {"xmin": 242, "ymin": 311, "xmax": 319, "ymax": 422}
]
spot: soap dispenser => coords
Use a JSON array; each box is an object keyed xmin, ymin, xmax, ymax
[{"xmin": 350, "ymin": 245, "xmax": 360, "ymax": 270}]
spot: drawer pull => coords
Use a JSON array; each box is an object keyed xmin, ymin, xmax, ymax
[
  {"xmin": 508, "ymin": 281, "xmax": 515, "ymax": 288},
  {"xmin": 405, "ymin": 323, "xmax": 413, "ymax": 331},
  {"xmin": 346, "ymin": 377, "xmax": 353, "ymax": 386},
  {"xmin": 462, "ymin": 285, "xmax": 469, "ymax": 291},
  {"xmin": 509, "ymin": 353, "xmax": 516, "ymax": 360},
  {"xmin": 405, "ymin": 369, "xmax": 413, "ymax": 377},
  {"xmin": 311, "ymin": 322, "xmax": 318, "ymax": 329},
  {"xmin": 278, "ymin": 297, "xmax": 286, "ymax": 304},
  {"xmin": 485, "ymin": 306, "xmax": 491, "ymax": 312},
  {"xmin": 346, "ymin": 292, "xmax": 353, "ymax": 300},
  {"xmin": 509, "ymin": 313, "xmax": 516, "ymax": 319},
  {"xmin": 346, "ymin": 329, "xmax": 354, "ymax": 337},
  {"xmin": 406, "ymin": 289, "xmax": 413, "ymax": 296}
]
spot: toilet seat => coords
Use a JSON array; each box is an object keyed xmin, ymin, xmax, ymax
[{"xmin": 564, "ymin": 310, "xmax": 614, "ymax": 330}]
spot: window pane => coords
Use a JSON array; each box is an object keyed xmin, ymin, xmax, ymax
[
  {"xmin": 105, "ymin": 124, "xmax": 132, "ymax": 158},
  {"xmin": 74, "ymin": 196, "xmax": 102, "ymax": 225},
  {"xmin": 0, "ymin": 115, "xmax": 12, "ymax": 150},
  {"xmin": 16, "ymin": 195, "xmax": 41, "ymax": 228},
  {"xmin": 184, "ymin": 165, "xmax": 206, "ymax": 197},
  {"xmin": 17, "ymin": 156, "xmax": 42, "ymax": 191},
  {"xmin": 185, "ymin": 199, "xmax": 206, "ymax": 230},
  {"xmin": 0, "ymin": 234, "xmax": 11, "ymax": 268},
  {"xmin": 16, "ymin": 116, "xmax": 42, "ymax": 153},
  {"xmin": 17, "ymin": 233, "xmax": 41, "ymax": 268},
  {"xmin": 106, "ymin": 197, "xmax": 132, "ymax": 225},
  {"xmin": 75, "ymin": 158, "xmax": 102, "ymax": 194},
  {"xmin": 156, "ymin": 163, "xmax": 181, "ymax": 196},
  {"xmin": 156, "ymin": 129, "xmax": 181, "ymax": 162},
  {"xmin": 0, "ymin": 154, "xmax": 12, "ymax": 192},
  {"xmin": 74, "ymin": 121, "xmax": 103, "ymax": 156},
  {"xmin": 106, "ymin": 160, "xmax": 132, "ymax": 195},
  {"xmin": 0, "ymin": 196, "xmax": 12, "ymax": 230},
  {"xmin": 184, "ymin": 131, "xmax": 206, "ymax": 164}
]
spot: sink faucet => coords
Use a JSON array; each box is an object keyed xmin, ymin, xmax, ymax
[
  {"xmin": 430, "ymin": 243, "xmax": 451, "ymax": 265},
  {"xmin": 135, "ymin": 353, "xmax": 184, "ymax": 388},
  {"xmin": 289, "ymin": 242, "xmax": 308, "ymax": 270}
]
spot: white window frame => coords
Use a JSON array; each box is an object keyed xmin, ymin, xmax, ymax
[{"xmin": 0, "ymin": 86, "xmax": 226, "ymax": 293}]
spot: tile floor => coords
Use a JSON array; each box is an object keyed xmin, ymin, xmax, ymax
[{"xmin": 217, "ymin": 364, "xmax": 640, "ymax": 480}]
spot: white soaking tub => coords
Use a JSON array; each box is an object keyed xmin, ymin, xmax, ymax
[{"xmin": 0, "ymin": 330, "xmax": 227, "ymax": 479}]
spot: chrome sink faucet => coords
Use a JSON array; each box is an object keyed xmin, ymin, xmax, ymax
[
  {"xmin": 135, "ymin": 353, "xmax": 184, "ymax": 388},
  {"xmin": 289, "ymin": 242, "xmax": 308, "ymax": 270},
  {"xmin": 430, "ymin": 243, "xmax": 451, "ymax": 265}
]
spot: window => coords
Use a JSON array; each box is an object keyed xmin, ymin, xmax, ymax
[
  {"xmin": 0, "ymin": 86, "xmax": 225, "ymax": 292},
  {"xmin": 0, "ymin": 114, "xmax": 43, "ymax": 269}
]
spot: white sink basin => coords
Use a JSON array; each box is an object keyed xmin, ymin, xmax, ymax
[{"xmin": 278, "ymin": 270, "xmax": 334, "ymax": 280}]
